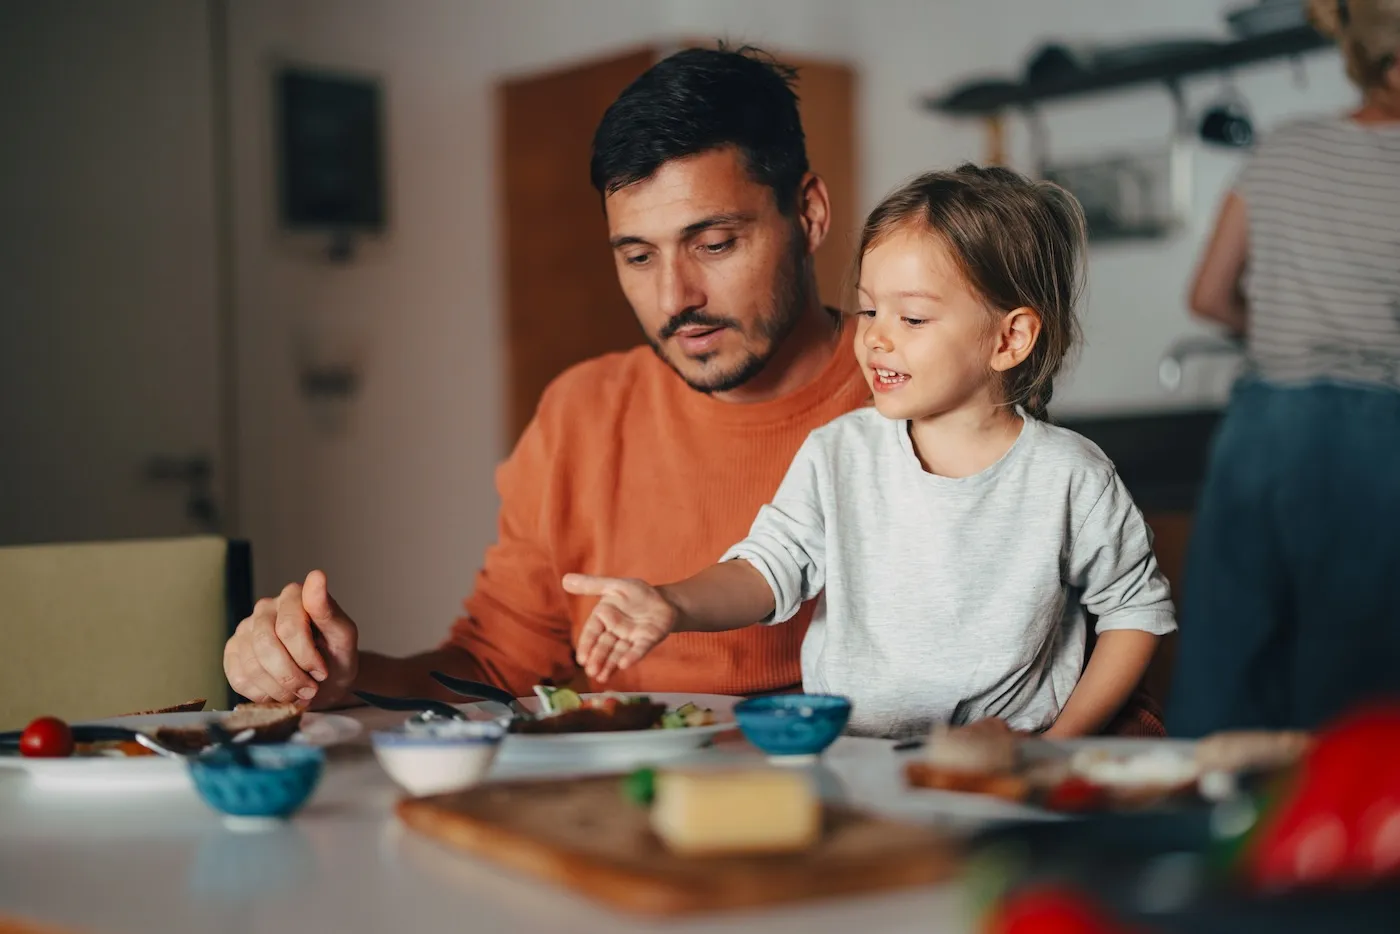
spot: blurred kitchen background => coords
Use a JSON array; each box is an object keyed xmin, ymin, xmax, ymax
[{"xmin": 0, "ymin": 0, "xmax": 1351, "ymax": 660}]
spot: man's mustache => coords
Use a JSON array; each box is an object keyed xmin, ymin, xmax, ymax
[{"xmin": 658, "ymin": 309, "xmax": 740, "ymax": 341}]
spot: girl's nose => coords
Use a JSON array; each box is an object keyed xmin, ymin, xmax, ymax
[{"xmin": 862, "ymin": 317, "xmax": 892, "ymax": 353}]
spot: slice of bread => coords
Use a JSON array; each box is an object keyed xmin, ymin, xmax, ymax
[
  {"xmin": 1195, "ymin": 730, "xmax": 1312, "ymax": 774},
  {"xmin": 904, "ymin": 761, "xmax": 1031, "ymax": 802},
  {"xmin": 153, "ymin": 702, "xmax": 304, "ymax": 753},
  {"xmin": 225, "ymin": 702, "xmax": 303, "ymax": 743},
  {"xmin": 119, "ymin": 698, "xmax": 208, "ymax": 717}
]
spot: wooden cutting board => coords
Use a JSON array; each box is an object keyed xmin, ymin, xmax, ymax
[{"xmin": 396, "ymin": 774, "xmax": 962, "ymax": 917}]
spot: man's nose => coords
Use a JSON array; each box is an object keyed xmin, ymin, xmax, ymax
[{"xmin": 656, "ymin": 255, "xmax": 705, "ymax": 320}]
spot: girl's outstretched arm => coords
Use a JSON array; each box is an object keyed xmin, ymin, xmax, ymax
[{"xmin": 563, "ymin": 560, "xmax": 774, "ymax": 682}]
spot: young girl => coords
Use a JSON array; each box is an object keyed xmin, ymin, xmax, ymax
[{"xmin": 563, "ymin": 164, "xmax": 1177, "ymax": 739}]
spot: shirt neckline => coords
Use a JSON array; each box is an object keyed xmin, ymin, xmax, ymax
[{"xmin": 895, "ymin": 409, "xmax": 1034, "ymax": 488}]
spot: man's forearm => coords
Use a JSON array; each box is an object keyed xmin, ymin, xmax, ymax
[
  {"xmin": 1044, "ymin": 630, "xmax": 1161, "ymax": 738},
  {"xmin": 347, "ymin": 645, "xmax": 486, "ymax": 705}
]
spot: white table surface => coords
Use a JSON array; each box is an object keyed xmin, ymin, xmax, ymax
[{"xmin": 0, "ymin": 709, "xmax": 1048, "ymax": 934}]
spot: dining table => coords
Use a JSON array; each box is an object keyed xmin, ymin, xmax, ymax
[{"xmin": 0, "ymin": 707, "xmax": 1026, "ymax": 934}]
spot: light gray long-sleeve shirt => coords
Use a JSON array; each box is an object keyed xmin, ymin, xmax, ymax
[{"xmin": 720, "ymin": 408, "xmax": 1177, "ymax": 739}]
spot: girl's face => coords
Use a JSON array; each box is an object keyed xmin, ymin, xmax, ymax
[{"xmin": 855, "ymin": 228, "xmax": 1010, "ymax": 423}]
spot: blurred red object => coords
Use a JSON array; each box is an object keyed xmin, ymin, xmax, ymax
[
  {"xmin": 1247, "ymin": 702, "xmax": 1400, "ymax": 890},
  {"xmin": 987, "ymin": 885, "xmax": 1138, "ymax": 934}
]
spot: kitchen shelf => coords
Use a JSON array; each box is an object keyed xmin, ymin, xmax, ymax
[{"xmin": 925, "ymin": 25, "xmax": 1331, "ymax": 116}]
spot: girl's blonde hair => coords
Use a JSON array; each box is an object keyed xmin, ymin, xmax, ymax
[
  {"xmin": 1309, "ymin": 0, "xmax": 1400, "ymax": 89},
  {"xmin": 855, "ymin": 164, "xmax": 1086, "ymax": 420}
]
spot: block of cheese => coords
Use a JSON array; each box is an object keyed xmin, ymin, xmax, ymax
[{"xmin": 650, "ymin": 768, "xmax": 821, "ymax": 857}]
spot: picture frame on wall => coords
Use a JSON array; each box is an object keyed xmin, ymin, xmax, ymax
[{"xmin": 275, "ymin": 64, "xmax": 387, "ymax": 260}]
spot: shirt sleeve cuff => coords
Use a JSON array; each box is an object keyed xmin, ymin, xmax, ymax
[{"xmin": 1092, "ymin": 609, "xmax": 1178, "ymax": 637}]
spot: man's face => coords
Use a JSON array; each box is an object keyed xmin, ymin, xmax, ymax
[{"xmin": 604, "ymin": 147, "xmax": 810, "ymax": 394}]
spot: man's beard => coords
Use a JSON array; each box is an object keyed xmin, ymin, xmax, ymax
[{"xmin": 646, "ymin": 232, "xmax": 813, "ymax": 395}]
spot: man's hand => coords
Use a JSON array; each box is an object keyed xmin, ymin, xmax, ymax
[
  {"xmin": 224, "ymin": 569, "xmax": 359, "ymax": 710},
  {"xmin": 562, "ymin": 574, "xmax": 679, "ymax": 683}
]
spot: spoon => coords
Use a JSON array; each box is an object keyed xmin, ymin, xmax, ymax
[{"xmin": 205, "ymin": 722, "xmax": 257, "ymax": 767}]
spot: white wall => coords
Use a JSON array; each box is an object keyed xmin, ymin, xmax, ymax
[{"xmin": 227, "ymin": 0, "xmax": 1357, "ymax": 653}]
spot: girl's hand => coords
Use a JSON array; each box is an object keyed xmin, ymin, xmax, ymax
[{"xmin": 562, "ymin": 574, "xmax": 680, "ymax": 682}]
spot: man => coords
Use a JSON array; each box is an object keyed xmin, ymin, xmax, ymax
[{"xmin": 224, "ymin": 46, "xmax": 869, "ymax": 708}]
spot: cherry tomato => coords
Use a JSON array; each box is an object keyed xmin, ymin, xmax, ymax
[{"xmin": 19, "ymin": 716, "xmax": 74, "ymax": 758}]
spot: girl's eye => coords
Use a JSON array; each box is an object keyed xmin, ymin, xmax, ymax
[
  {"xmin": 856, "ymin": 309, "xmax": 876, "ymax": 318},
  {"xmin": 902, "ymin": 317, "xmax": 927, "ymax": 326}
]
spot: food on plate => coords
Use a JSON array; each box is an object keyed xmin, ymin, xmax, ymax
[
  {"xmin": 903, "ymin": 724, "xmax": 1215, "ymax": 812},
  {"xmin": 905, "ymin": 723, "xmax": 1031, "ymax": 802},
  {"xmin": 508, "ymin": 687, "xmax": 717, "ymax": 735},
  {"xmin": 648, "ymin": 768, "xmax": 820, "ymax": 856},
  {"xmin": 1194, "ymin": 729, "xmax": 1312, "ymax": 775},
  {"xmin": 659, "ymin": 701, "xmax": 717, "ymax": 730},
  {"xmin": 1063, "ymin": 748, "xmax": 1201, "ymax": 808},
  {"xmin": 155, "ymin": 701, "xmax": 303, "ymax": 753},
  {"xmin": 511, "ymin": 696, "xmax": 668, "ymax": 735},
  {"xmin": 19, "ymin": 716, "xmax": 75, "ymax": 758}
]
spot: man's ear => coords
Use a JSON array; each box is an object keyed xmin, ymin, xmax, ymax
[
  {"xmin": 795, "ymin": 172, "xmax": 832, "ymax": 256},
  {"xmin": 989, "ymin": 306, "xmax": 1042, "ymax": 372}
]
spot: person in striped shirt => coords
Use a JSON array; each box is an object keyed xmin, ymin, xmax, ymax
[{"xmin": 1169, "ymin": 0, "xmax": 1400, "ymax": 736}]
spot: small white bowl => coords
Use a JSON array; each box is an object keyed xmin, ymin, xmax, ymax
[{"xmin": 370, "ymin": 719, "xmax": 505, "ymax": 796}]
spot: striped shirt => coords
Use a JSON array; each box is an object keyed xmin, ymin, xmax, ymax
[{"xmin": 1236, "ymin": 115, "xmax": 1400, "ymax": 390}]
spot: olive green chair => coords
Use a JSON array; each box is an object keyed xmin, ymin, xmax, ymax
[{"xmin": 0, "ymin": 536, "xmax": 252, "ymax": 727}]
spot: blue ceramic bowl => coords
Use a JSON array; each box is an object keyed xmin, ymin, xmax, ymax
[
  {"xmin": 188, "ymin": 745, "xmax": 325, "ymax": 819},
  {"xmin": 733, "ymin": 694, "xmax": 852, "ymax": 758}
]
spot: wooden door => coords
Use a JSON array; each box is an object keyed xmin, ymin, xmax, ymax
[
  {"xmin": 499, "ymin": 48, "xmax": 656, "ymax": 447},
  {"xmin": 498, "ymin": 46, "xmax": 858, "ymax": 447}
]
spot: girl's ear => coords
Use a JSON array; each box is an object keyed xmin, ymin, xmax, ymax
[{"xmin": 989, "ymin": 306, "xmax": 1041, "ymax": 373}]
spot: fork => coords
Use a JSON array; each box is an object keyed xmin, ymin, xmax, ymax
[
  {"xmin": 351, "ymin": 690, "xmax": 470, "ymax": 722},
  {"xmin": 427, "ymin": 671, "xmax": 536, "ymax": 721}
]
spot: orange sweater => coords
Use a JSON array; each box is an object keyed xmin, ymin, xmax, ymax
[{"xmin": 447, "ymin": 325, "xmax": 869, "ymax": 696}]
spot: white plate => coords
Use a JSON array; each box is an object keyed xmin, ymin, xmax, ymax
[
  {"xmin": 459, "ymin": 692, "xmax": 740, "ymax": 769},
  {"xmin": 1019, "ymin": 736, "xmax": 1197, "ymax": 762},
  {"xmin": 0, "ymin": 711, "xmax": 361, "ymax": 793}
]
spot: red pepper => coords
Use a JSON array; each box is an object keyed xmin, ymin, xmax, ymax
[
  {"xmin": 1246, "ymin": 702, "xmax": 1400, "ymax": 890},
  {"xmin": 986, "ymin": 885, "xmax": 1135, "ymax": 934}
]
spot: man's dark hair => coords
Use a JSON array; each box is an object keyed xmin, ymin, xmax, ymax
[{"xmin": 589, "ymin": 45, "xmax": 809, "ymax": 214}]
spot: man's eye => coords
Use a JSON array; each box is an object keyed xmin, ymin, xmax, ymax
[
  {"xmin": 700, "ymin": 238, "xmax": 736, "ymax": 255},
  {"xmin": 624, "ymin": 253, "xmax": 652, "ymax": 267}
]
